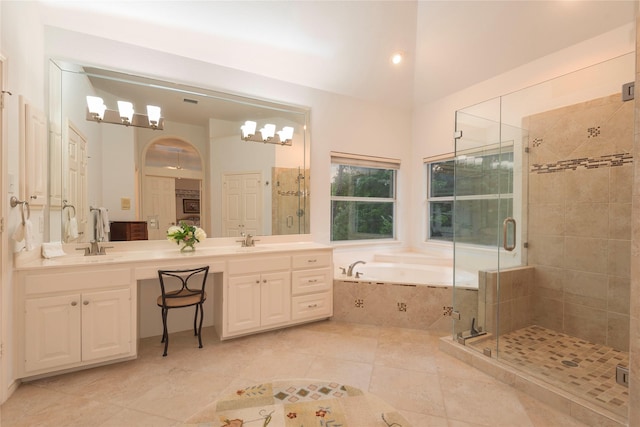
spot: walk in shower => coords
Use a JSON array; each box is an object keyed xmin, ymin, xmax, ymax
[{"xmin": 450, "ymin": 52, "xmax": 634, "ymax": 424}]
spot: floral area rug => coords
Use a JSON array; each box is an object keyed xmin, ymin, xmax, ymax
[{"xmin": 186, "ymin": 379, "xmax": 411, "ymax": 427}]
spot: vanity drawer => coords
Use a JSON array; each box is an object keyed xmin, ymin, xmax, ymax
[
  {"xmin": 228, "ymin": 256, "xmax": 291, "ymax": 275},
  {"xmin": 291, "ymin": 268, "xmax": 332, "ymax": 295},
  {"xmin": 25, "ymin": 268, "xmax": 132, "ymax": 295},
  {"xmin": 292, "ymin": 252, "xmax": 331, "ymax": 269},
  {"xmin": 291, "ymin": 292, "xmax": 332, "ymax": 321}
]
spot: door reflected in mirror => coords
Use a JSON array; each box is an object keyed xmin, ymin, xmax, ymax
[{"xmin": 48, "ymin": 60, "xmax": 310, "ymax": 243}]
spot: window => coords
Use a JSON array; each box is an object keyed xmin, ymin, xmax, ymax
[
  {"xmin": 331, "ymin": 152, "xmax": 399, "ymax": 242},
  {"xmin": 426, "ymin": 150, "xmax": 513, "ymax": 246}
]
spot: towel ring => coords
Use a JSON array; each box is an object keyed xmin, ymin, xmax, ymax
[
  {"xmin": 63, "ymin": 200, "xmax": 76, "ymax": 218},
  {"xmin": 10, "ymin": 196, "xmax": 30, "ymax": 224}
]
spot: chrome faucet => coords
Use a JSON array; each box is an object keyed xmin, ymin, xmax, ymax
[
  {"xmin": 237, "ymin": 233, "xmax": 259, "ymax": 247},
  {"xmin": 347, "ymin": 260, "xmax": 366, "ymax": 277},
  {"xmin": 77, "ymin": 240, "xmax": 112, "ymax": 256}
]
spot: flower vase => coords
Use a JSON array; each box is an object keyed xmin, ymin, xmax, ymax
[{"xmin": 181, "ymin": 242, "xmax": 196, "ymax": 252}]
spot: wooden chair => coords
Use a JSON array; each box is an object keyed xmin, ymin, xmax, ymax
[{"xmin": 157, "ymin": 266, "xmax": 209, "ymax": 356}]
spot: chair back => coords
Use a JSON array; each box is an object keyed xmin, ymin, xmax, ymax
[{"xmin": 157, "ymin": 266, "xmax": 209, "ymax": 308}]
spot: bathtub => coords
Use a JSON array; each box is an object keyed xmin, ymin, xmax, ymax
[
  {"xmin": 335, "ymin": 262, "xmax": 477, "ymax": 289},
  {"xmin": 332, "ymin": 255, "xmax": 478, "ymax": 333}
]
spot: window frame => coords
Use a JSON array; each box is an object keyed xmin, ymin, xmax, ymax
[
  {"xmin": 330, "ymin": 152, "xmax": 399, "ymax": 243},
  {"xmin": 425, "ymin": 147, "xmax": 515, "ymax": 246}
]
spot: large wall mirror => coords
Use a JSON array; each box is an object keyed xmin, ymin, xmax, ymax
[{"xmin": 47, "ymin": 60, "xmax": 310, "ymax": 243}]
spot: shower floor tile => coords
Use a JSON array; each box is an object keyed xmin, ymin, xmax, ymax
[{"xmin": 468, "ymin": 325, "xmax": 629, "ymax": 417}]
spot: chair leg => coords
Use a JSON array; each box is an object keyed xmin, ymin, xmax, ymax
[
  {"xmin": 160, "ymin": 308, "xmax": 167, "ymax": 343},
  {"xmin": 162, "ymin": 308, "xmax": 169, "ymax": 357},
  {"xmin": 197, "ymin": 303, "xmax": 204, "ymax": 349},
  {"xmin": 193, "ymin": 306, "xmax": 198, "ymax": 336}
]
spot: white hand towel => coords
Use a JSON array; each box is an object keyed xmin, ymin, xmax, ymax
[
  {"xmin": 67, "ymin": 217, "xmax": 79, "ymax": 239},
  {"xmin": 95, "ymin": 210, "xmax": 104, "ymax": 242},
  {"xmin": 12, "ymin": 222, "xmax": 25, "ymax": 242},
  {"xmin": 99, "ymin": 207, "xmax": 110, "ymax": 233},
  {"xmin": 24, "ymin": 219, "xmax": 34, "ymax": 251},
  {"xmin": 42, "ymin": 241, "xmax": 66, "ymax": 258},
  {"xmin": 13, "ymin": 219, "xmax": 34, "ymax": 251}
]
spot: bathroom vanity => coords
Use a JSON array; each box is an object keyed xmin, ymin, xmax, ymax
[{"xmin": 14, "ymin": 241, "xmax": 333, "ymax": 379}]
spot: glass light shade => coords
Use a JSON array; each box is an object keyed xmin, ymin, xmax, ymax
[
  {"xmin": 146, "ymin": 105, "xmax": 161, "ymax": 126},
  {"xmin": 260, "ymin": 123, "xmax": 276, "ymax": 140},
  {"xmin": 277, "ymin": 126, "xmax": 294, "ymax": 143},
  {"xmin": 241, "ymin": 120, "xmax": 257, "ymax": 139},
  {"xmin": 86, "ymin": 96, "xmax": 106, "ymax": 120},
  {"xmin": 117, "ymin": 101, "xmax": 134, "ymax": 123}
]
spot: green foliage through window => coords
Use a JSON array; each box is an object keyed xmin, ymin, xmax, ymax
[
  {"xmin": 427, "ymin": 151, "xmax": 513, "ymax": 246},
  {"xmin": 331, "ymin": 164, "xmax": 396, "ymax": 241}
]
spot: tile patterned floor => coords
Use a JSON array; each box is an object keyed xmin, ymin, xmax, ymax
[
  {"xmin": 0, "ymin": 320, "xmax": 589, "ymax": 426},
  {"xmin": 467, "ymin": 325, "xmax": 629, "ymax": 418}
]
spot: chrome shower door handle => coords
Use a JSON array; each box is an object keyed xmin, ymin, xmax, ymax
[{"xmin": 503, "ymin": 217, "xmax": 516, "ymax": 251}]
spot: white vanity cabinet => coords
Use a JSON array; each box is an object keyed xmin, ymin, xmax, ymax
[
  {"xmin": 222, "ymin": 248, "xmax": 333, "ymax": 338},
  {"xmin": 15, "ymin": 242, "xmax": 333, "ymax": 377},
  {"xmin": 291, "ymin": 252, "xmax": 333, "ymax": 321},
  {"xmin": 227, "ymin": 256, "xmax": 291, "ymax": 335},
  {"xmin": 17, "ymin": 267, "xmax": 135, "ymax": 378}
]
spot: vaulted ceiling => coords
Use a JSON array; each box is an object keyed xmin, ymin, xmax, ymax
[{"xmin": 40, "ymin": 1, "xmax": 637, "ymax": 109}]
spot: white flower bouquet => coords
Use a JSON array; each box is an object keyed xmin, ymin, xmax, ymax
[{"xmin": 167, "ymin": 221, "xmax": 207, "ymax": 251}]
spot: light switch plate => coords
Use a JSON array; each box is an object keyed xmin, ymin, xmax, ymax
[{"xmin": 121, "ymin": 198, "xmax": 131, "ymax": 210}]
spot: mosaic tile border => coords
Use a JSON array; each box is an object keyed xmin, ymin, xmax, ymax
[{"xmin": 530, "ymin": 152, "xmax": 632, "ymax": 174}]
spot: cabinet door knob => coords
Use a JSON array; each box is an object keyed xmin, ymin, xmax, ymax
[
  {"xmin": 71, "ymin": 301, "xmax": 78, "ymax": 306},
  {"xmin": 263, "ymin": 279, "xmax": 267, "ymax": 283},
  {"xmin": 83, "ymin": 301, "xmax": 89, "ymax": 305}
]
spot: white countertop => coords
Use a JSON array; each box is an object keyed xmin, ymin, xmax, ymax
[{"xmin": 15, "ymin": 238, "xmax": 331, "ymax": 271}]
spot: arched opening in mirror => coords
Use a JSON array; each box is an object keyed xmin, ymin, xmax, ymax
[{"xmin": 142, "ymin": 138, "xmax": 204, "ymax": 240}]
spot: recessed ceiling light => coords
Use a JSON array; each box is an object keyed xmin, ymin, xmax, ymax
[{"xmin": 391, "ymin": 52, "xmax": 403, "ymax": 65}]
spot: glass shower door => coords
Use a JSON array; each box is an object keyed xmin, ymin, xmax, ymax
[{"xmin": 453, "ymin": 101, "xmax": 526, "ymax": 358}]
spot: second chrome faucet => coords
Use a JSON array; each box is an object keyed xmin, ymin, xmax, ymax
[{"xmin": 346, "ymin": 260, "xmax": 366, "ymax": 277}]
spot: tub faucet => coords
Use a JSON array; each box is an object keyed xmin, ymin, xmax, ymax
[{"xmin": 347, "ymin": 260, "xmax": 366, "ymax": 277}]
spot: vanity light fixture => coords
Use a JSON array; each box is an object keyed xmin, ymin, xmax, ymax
[
  {"xmin": 259, "ymin": 123, "xmax": 276, "ymax": 140},
  {"xmin": 117, "ymin": 101, "xmax": 134, "ymax": 125},
  {"xmin": 146, "ymin": 105, "xmax": 162, "ymax": 128},
  {"xmin": 277, "ymin": 126, "xmax": 294, "ymax": 143},
  {"xmin": 85, "ymin": 98, "xmax": 164, "ymax": 130},
  {"xmin": 86, "ymin": 96, "xmax": 107, "ymax": 121},
  {"xmin": 240, "ymin": 120, "xmax": 293, "ymax": 146}
]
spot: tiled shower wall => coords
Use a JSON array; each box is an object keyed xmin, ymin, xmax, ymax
[
  {"xmin": 525, "ymin": 93, "xmax": 634, "ymax": 352},
  {"xmin": 271, "ymin": 167, "xmax": 310, "ymax": 235},
  {"xmin": 478, "ymin": 266, "xmax": 534, "ymax": 336}
]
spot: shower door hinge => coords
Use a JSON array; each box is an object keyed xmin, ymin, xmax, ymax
[
  {"xmin": 523, "ymin": 242, "xmax": 529, "ymax": 248},
  {"xmin": 622, "ymin": 82, "xmax": 634, "ymax": 101},
  {"xmin": 616, "ymin": 365, "xmax": 629, "ymax": 387}
]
